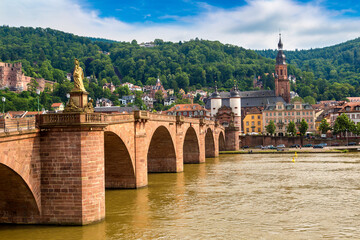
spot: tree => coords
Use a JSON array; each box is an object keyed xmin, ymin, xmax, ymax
[
  {"xmin": 115, "ymin": 86, "xmax": 131, "ymax": 98},
  {"xmin": 291, "ymin": 96, "xmax": 303, "ymax": 103},
  {"xmin": 333, "ymin": 113, "xmax": 355, "ymax": 136},
  {"xmin": 318, "ymin": 118, "xmax": 331, "ymax": 134},
  {"xmin": 287, "ymin": 121, "xmax": 297, "ymax": 136},
  {"xmin": 303, "ymin": 96, "xmax": 316, "ymax": 104},
  {"xmin": 299, "ymin": 119, "xmax": 309, "ymax": 136},
  {"xmin": 265, "ymin": 120, "xmax": 276, "ymax": 135}
]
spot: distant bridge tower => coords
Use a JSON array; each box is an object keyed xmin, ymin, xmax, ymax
[{"xmin": 210, "ymin": 82, "xmax": 221, "ymax": 117}]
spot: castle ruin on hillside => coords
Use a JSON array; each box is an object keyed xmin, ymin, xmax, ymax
[{"xmin": 0, "ymin": 62, "xmax": 54, "ymax": 92}]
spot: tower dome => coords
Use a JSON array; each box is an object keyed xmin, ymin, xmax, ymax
[
  {"xmin": 230, "ymin": 81, "xmax": 240, "ymax": 98},
  {"xmin": 211, "ymin": 82, "xmax": 221, "ymax": 98}
]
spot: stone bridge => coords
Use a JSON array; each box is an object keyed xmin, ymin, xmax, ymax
[{"xmin": 0, "ymin": 111, "xmax": 228, "ymax": 225}]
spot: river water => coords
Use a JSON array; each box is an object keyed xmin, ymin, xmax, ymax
[{"xmin": 1, "ymin": 153, "xmax": 360, "ymax": 240}]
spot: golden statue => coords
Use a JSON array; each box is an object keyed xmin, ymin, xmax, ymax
[{"xmin": 73, "ymin": 58, "xmax": 86, "ymax": 92}]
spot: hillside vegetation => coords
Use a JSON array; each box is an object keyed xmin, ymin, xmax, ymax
[{"xmin": 0, "ymin": 26, "xmax": 359, "ymax": 111}]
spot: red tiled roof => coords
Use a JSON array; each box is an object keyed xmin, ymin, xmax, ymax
[
  {"xmin": 339, "ymin": 102, "xmax": 360, "ymax": 113},
  {"xmin": 51, "ymin": 103, "xmax": 63, "ymax": 107}
]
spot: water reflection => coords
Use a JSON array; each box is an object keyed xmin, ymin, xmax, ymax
[{"xmin": 1, "ymin": 154, "xmax": 360, "ymax": 239}]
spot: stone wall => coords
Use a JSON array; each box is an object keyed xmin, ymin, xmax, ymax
[{"xmin": 240, "ymin": 135, "xmax": 360, "ymax": 147}]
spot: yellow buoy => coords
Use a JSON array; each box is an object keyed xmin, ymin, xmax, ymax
[
  {"xmin": 295, "ymin": 152, "xmax": 298, "ymax": 157},
  {"xmin": 292, "ymin": 157, "xmax": 295, "ymax": 163}
]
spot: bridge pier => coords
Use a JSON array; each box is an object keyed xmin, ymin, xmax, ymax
[{"xmin": 39, "ymin": 113, "xmax": 107, "ymax": 225}]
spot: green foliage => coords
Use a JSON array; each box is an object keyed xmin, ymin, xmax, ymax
[
  {"xmin": 265, "ymin": 120, "xmax": 276, "ymax": 135},
  {"xmin": 287, "ymin": 121, "xmax": 297, "ymax": 136},
  {"xmin": 333, "ymin": 113, "xmax": 355, "ymax": 135},
  {"xmin": 299, "ymin": 119, "xmax": 309, "ymax": 136},
  {"xmin": 318, "ymin": 118, "xmax": 332, "ymax": 134},
  {"xmin": 291, "ymin": 96, "xmax": 303, "ymax": 103},
  {"xmin": 303, "ymin": 96, "xmax": 316, "ymax": 104}
]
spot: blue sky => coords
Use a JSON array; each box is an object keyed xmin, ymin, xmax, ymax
[
  {"xmin": 1, "ymin": 0, "xmax": 360, "ymax": 49},
  {"xmin": 84, "ymin": 0, "xmax": 360, "ymax": 23}
]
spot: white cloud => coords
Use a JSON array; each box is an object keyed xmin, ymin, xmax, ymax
[{"xmin": 0, "ymin": 0, "xmax": 360, "ymax": 49}]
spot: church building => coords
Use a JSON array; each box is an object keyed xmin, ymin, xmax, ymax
[{"xmin": 207, "ymin": 35, "xmax": 291, "ymax": 134}]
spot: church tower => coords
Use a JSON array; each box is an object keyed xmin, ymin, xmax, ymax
[{"xmin": 275, "ymin": 34, "xmax": 290, "ymax": 103}]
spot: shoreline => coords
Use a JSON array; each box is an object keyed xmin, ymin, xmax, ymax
[{"xmin": 220, "ymin": 148, "xmax": 355, "ymax": 154}]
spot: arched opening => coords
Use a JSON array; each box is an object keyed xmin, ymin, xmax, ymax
[
  {"xmin": 104, "ymin": 131, "xmax": 135, "ymax": 188},
  {"xmin": 205, "ymin": 128, "xmax": 215, "ymax": 158},
  {"xmin": 0, "ymin": 164, "xmax": 39, "ymax": 223},
  {"xmin": 183, "ymin": 127, "xmax": 200, "ymax": 163},
  {"xmin": 147, "ymin": 126, "xmax": 177, "ymax": 173},
  {"xmin": 219, "ymin": 131, "xmax": 226, "ymax": 151}
]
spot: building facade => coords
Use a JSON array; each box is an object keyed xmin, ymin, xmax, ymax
[
  {"xmin": 263, "ymin": 101, "xmax": 316, "ymax": 136},
  {"xmin": 243, "ymin": 109, "xmax": 263, "ymax": 135}
]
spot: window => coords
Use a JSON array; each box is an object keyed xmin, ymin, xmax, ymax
[
  {"xmin": 266, "ymin": 113, "xmax": 268, "ymax": 116},
  {"xmin": 246, "ymin": 128, "xmax": 249, "ymax": 132},
  {"xmin": 184, "ymin": 112, "xmax": 187, "ymax": 116},
  {"xmin": 292, "ymin": 112, "xmax": 294, "ymax": 116},
  {"xmin": 246, "ymin": 122, "xmax": 249, "ymax": 126},
  {"xmin": 279, "ymin": 113, "xmax": 282, "ymax": 116},
  {"xmin": 258, "ymin": 115, "xmax": 260, "ymax": 119},
  {"xmin": 251, "ymin": 121, "xmax": 255, "ymax": 126},
  {"xmin": 252, "ymin": 116, "xmax": 254, "ymax": 119},
  {"xmin": 258, "ymin": 121, "xmax": 261, "ymax": 125},
  {"xmin": 270, "ymin": 113, "xmax": 272, "ymax": 116},
  {"xmin": 258, "ymin": 128, "xmax": 261, "ymax": 132},
  {"xmin": 274, "ymin": 113, "xmax": 276, "ymax": 116}
]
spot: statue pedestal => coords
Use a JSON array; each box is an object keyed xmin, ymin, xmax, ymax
[
  {"xmin": 70, "ymin": 91, "xmax": 89, "ymax": 108},
  {"xmin": 64, "ymin": 91, "xmax": 94, "ymax": 113}
]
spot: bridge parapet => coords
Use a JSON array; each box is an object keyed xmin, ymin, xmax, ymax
[
  {"xmin": 104, "ymin": 113, "xmax": 134, "ymax": 123},
  {"xmin": 149, "ymin": 112, "xmax": 176, "ymax": 122},
  {"xmin": 37, "ymin": 113, "xmax": 107, "ymax": 127}
]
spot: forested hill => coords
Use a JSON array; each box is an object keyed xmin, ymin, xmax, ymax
[
  {"xmin": 0, "ymin": 25, "xmax": 359, "ymax": 109},
  {"xmin": 256, "ymin": 38, "xmax": 360, "ymax": 84},
  {"xmin": 0, "ymin": 26, "xmax": 277, "ymax": 92}
]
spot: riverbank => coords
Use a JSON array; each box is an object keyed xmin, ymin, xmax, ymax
[{"xmin": 220, "ymin": 147, "xmax": 353, "ymax": 154}]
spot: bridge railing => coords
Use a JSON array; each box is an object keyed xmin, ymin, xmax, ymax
[
  {"xmin": 37, "ymin": 113, "xmax": 106, "ymax": 126},
  {"xmin": 104, "ymin": 113, "xmax": 134, "ymax": 123},
  {"xmin": 0, "ymin": 117, "xmax": 36, "ymax": 132}
]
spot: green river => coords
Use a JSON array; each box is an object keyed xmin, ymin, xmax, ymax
[{"xmin": 1, "ymin": 153, "xmax": 360, "ymax": 239}]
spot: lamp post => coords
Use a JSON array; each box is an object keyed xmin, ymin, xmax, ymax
[
  {"xmin": 36, "ymin": 89, "xmax": 40, "ymax": 115},
  {"xmin": 2, "ymin": 97, "xmax": 5, "ymax": 115}
]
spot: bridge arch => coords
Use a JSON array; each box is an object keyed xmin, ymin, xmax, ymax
[
  {"xmin": 219, "ymin": 131, "xmax": 226, "ymax": 151},
  {"xmin": 0, "ymin": 163, "xmax": 40, "ymax": 223},
  {"xmin": 205, "ymin": 128, "xmax": 216, "ymax": 158},
  {"xmin": 147, "ymin": 125, "xmax": 177, "ymax": 172},
  {"xmin": 183, "ymin": 126, "xmax": 200, "ymax": 163},
  {"xmin": 104, "ymin": 131, "xmax": 135, "ymax": 188}
]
